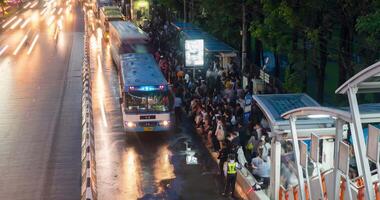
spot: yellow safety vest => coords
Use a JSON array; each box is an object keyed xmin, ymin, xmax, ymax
[{"xmin": 227, "ymin": 162, "xmax": 237, "ymax": 174}]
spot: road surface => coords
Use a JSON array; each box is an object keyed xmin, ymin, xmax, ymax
[
  {"xmin": 0, "ymin": 1, "xmax": 83, "ymax": 199},
  {"xmin": 89, "ymin": 26, "xmax": 228, "ymax": 199}
]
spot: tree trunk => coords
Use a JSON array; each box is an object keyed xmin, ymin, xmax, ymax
[
  {"xmin": 317, "ymin": 30, "xmax": 328, "ymax": 103},
  {"xmin": 338, "ymin": 21, "xmax": 354, "ymax": 85},
  {"xmin": 302, "ymin": 35, "xmax": 308, "ymax": 92},
  {"xmin": 254, "ymin": 39, "xmax": 263, "ymax": 67},
  {"xmin": 274, "ymin": 50, "xmax": 280, "ymax": 78}
]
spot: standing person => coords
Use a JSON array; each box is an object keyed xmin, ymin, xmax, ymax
[
  {"xmin": 174, "ymin": 93, "xmax": 183, "ymax": 125},
  {"xmin": 222, "ymin": 154, "xmax": 241, "ymax": 197},
  {"xmin": 217, "ymin": 141, "xmax": 230, "ymax": 177}
]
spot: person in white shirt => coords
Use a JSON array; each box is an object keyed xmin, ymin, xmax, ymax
[{"xmin": 174, "ymin": 95, "xmax": 182, "ymax": 124}]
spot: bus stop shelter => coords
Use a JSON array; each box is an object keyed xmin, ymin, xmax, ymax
[
  {"xmin": 172, "ymin": 22, "xmax": 237, "ymax": 70},
  {"xmin": 252, "ymin": 94, "xmax": 336, "ymax": 199},
  {"xmin": 335, "ymin": 60, "xmax": 380, "ymax": 200}
]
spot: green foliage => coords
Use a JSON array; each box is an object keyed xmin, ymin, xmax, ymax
[
  {"xmin": 154, "ymin": 0, "xmax": 380, "ymax": 104},
  {"xmin": 283, "ymin": 67, "xmax": 303, "ymax": 93}
]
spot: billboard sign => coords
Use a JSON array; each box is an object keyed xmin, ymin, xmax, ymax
[
  {"xmin": 310, "ymin": 133, "xmax": 319, "ymax": 162},
  {"xmin": 367, "ymin": 125, "xmax": 380, "ymax": 163},
  {"xmin": 185, "ymin": 39, "xmax": 204, "ymax": 67}
]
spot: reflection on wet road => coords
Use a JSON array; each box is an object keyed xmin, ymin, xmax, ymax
[{"xmin": 90, "ymin": 27, "xmax": 226, "ymax": 199}]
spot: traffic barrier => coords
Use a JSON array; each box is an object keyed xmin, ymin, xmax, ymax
[{"xmin": 80, "ymin": 18, "xmax": 97, "ymax": 200}]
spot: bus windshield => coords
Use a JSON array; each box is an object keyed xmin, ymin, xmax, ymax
[{"xmin": 124, "ymin": 90, "xmax": 170, "ymax": 113}]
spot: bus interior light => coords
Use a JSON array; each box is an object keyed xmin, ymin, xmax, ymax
[{"xmin": 307, "ymin": 114, "xmax": 330, "ymax": 119}]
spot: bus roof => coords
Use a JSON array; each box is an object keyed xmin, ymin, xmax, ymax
[
  {"xmin": 109, "ymin": 21, "xmax": 148, "ymax": 41},
  {"xmin": 120, "ymin": 53, "xmax": 167, "ymax": 90},
  {"xmin": 101, "ymin": 6, "xmax": 124, "ymax": 18}
]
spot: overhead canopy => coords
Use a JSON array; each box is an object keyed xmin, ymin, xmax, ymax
[
  {"xmin": 172, "ymin": 22, "xmax": 236, "ymax": 53},
  {"xmin": 282, "ymin": 106, "xmax": 352, "ymax": 123},
  {"xmin": 253, "ymin": 94, "xmax": 335, "ymax": 139},
  {"xmin": 340, "ymin": 103, "xmax": 380, "ymax": 123},
  {"xmin": 336, "ymin": 61, "xmax": 380, "ymax": 94}
]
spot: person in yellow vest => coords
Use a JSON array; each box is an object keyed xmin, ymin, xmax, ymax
[{"xmin": 222, "ymin": 154, "xmax": 242, "ymax": 197}]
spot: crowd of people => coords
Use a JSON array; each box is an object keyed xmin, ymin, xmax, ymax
[{"xmin": 143, "ymin": 11, "xmax": 277, "ymax": 198}]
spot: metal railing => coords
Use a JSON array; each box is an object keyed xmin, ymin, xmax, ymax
[{"xmin": 80, "ymin": 12, "xmax": 97, "ymax": 200}]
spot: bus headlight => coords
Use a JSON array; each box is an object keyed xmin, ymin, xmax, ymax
[
  {"xmin": 160, "ymin": 120, "xmax": 170, "ymax": 126},
  {"xmin": 126, "ymin": 121, "xmax": 136, "ymax": 128}
]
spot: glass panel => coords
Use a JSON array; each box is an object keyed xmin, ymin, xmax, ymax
[{"xmin": 124, "ymin": 91, "xmax": 170, "ymax": 113}]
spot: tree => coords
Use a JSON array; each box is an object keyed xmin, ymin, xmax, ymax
[{"xmin": 0, "ymin": 0, "xmax": 6, "ymax": 16}]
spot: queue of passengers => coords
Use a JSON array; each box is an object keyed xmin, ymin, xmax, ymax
[{"xmin": 172, "ymin": 59, "xmax": 274, "ymax": 192}]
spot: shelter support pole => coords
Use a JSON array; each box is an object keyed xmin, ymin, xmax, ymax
[
  {"xmin": 270, "ymin": 137, "xmax": 281, "ymax": 200},
  {"xmin": 289, "ymin": 116, "xmax": 306, "ymax": 200},
  {"xmin": 347, "ymin": 87, "xmax": 375, "ymax": 200},
  {"xmin": 334, "ymin": 119, "xmax": 344, "ymax": 200},
  {"xmin": 348, "ymin": 122, "xmax": 363, "ymax": 177}
]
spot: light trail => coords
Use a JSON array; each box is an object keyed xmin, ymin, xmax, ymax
[
  {"xmin": 23, "ymin": 2, "xmax": 31, "ymax": 9},
  {"xmin": 57, "ymin": 8, "xmax": 63, "ymax": 15},
  {"xmin": 10, "ymin": 18, "xmax": 22, "ymax": 29},
  {"xmin": 50, "ymin": 7, "xmax": 56, "ymax": 15},
  {"xmin": 30, "ymin": 1, "xmax": 39, "ymax": 8},
  {"xmin": 0, "ymin": 45, "xmax": 9, "ymax": 56},
  {"xmin": 40, "ymin": 7, "xmax": 48, "ymax": 15},
  {"xmin": 2, "ymin": 16, "xmax": 17, "ymax": 28},
  {"xmin": 20, "ymin": 18, "xmax": 31, "ymax": 29},
  {"xmin": 13, "ymin": 35, "xmax": 28, "ymax": 55},
  {"xmin": 47, "ymin": 15, "xmax": 55, "ymax": 26},
  {"xmin": 66, "ymin": 5, "xmax": 72, "ymax": 14},
  {"xmin": 27, "ymin": 34, "xmax": 39, "ymax": 55}
]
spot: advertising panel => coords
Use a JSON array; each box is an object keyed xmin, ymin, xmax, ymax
[{"xmin": 185, "ymin": 39, "xmax": 204, "ymax": 66}]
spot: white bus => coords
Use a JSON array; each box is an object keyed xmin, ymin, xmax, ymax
[
  {"xmin": 108, "ymin": 21, "xmax": 149, "ymax": 69},
  {"xmin": 99, "ymin": 6, "xmax": 124, "ymax": 40},
  {"xmin": 118, "ymin": 53, "xmax": 173, "ymax": 132}
]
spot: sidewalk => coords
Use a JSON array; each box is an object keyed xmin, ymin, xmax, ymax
[{"xmin": 187, "ymin": 117, "xmax": 270, "ymax": 200}]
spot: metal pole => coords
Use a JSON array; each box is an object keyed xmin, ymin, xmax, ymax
[
  {"xmin": 289, "ymin": 116, "xmax": 306, "ymax": 200},
  {"xmin": 241, "ymin": 0, "xmax": 247, "ymax": 79},
  {"xmin": 183, "ymin": 0, "xmax": 186, "ymax": 22},
  {"xmin": 270, "ymin": 137, "xmax": 281, "ymax": 200},
  {"xmin": 304, "ymin": 155, "xmax": 312, "ymax": 200},
  {"xmin": 347, "ymin": 87, "xmax": 375, "ymax": 200},
  {"xmin": 333, "ymin": 119, "xmax": 344, "ymax": 200}
]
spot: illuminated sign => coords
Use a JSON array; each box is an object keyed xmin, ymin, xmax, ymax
[
  {"xmin": 128, "ymin": 85, "xmax": 165, "ymax": 92},
  {"xmin": 185, "ymin": 39, "xmax": 204, "ymax": 67}
]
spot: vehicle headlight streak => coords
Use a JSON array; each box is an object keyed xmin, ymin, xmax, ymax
[
  {"xmin": 23, "ymin": 2, "xmax": 31, "ymax": 9},
  {"xmin": 2, "ymin": 16, "xmax": 17, "ymax": 28},
  {"xmin": 57, "ymin": 8, "xmax": 63, "ymax": 15},
  {"xmin": 47, "ymin": 15, "xmax": 55, "ymax": 26},
  {"xmin": 10, "ymin": 18, "xmax": 22, "ymax": 29},
  {"xmin": 30, "ymin": 1, "xmax": 39, "ymax": 9},
  {"xmin": 20, "ymin": 18, "xmax": 31, "ymax": 29},
  {"xmin": 0, "ymin": 45, "xmax": 9, "ymax": 56},
  {"xmin": 40, "ymin": 7, "xmax": 48, "ymax": 16},
  {"xmin": 27, "ymin": 34, "xmax": 39, "ymax": 55},
  {"xmin": 13, "ymin": 35, "xmax": 28, "ymax": 55}
]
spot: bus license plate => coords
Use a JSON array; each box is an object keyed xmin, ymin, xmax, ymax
[{"xmin": 143, "ymin": 127, "xmax": 154, "ymax": 132}]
